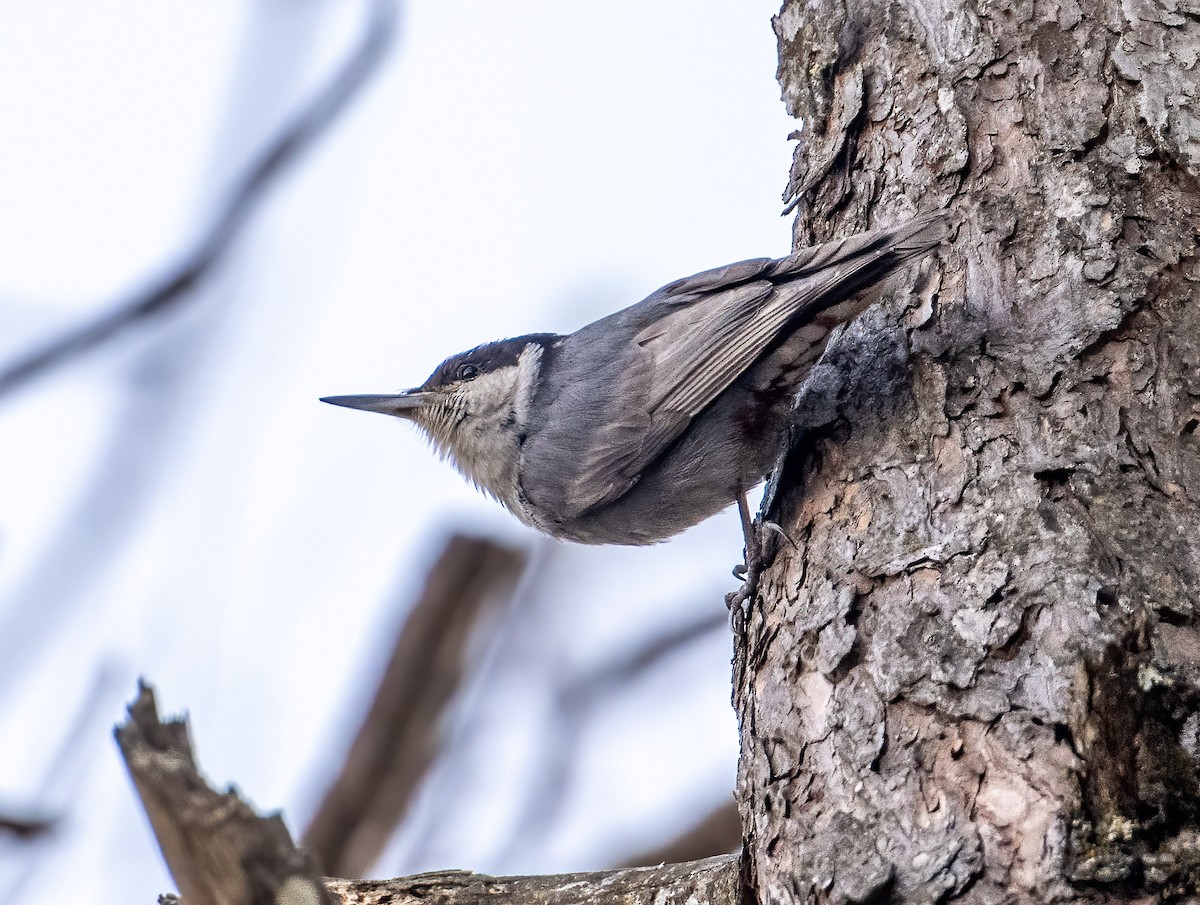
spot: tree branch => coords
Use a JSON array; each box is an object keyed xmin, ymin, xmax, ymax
[
  {"xmin": 116, "ymin": 681, "xmax": 740, "ymax": 905},
  {"xmin": 325, "ymin": 856, "xmax": 739, "ymax": 905},
  {"xmin": 0, "ymin": 0, "xmax": 397, "ymax": 399},
  {"xmin": 115, "ymin": 680, "xmax": 335, "ymax": 905}
]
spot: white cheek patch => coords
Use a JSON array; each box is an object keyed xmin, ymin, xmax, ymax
[
  {"xmin": 513, "ymin": 343, "xmax": 544, "ymax": 428},
  {"xmin": 464, "ymin": 366, "xmax": 521, "ymax": 421},
  {"xmin": 404, "ymin": 348, "xmax": 546, "ymax": 511}
]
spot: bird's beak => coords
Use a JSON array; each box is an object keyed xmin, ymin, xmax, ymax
[{"xmin": 320, "ymin": 391, "xmax": 431, "ymax": 419}]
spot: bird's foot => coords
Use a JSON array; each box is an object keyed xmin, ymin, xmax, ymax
[
  {"xmin": 725, "ymin": 558, "xmax": 761, "ymax": 615},
  {"xmin": 726, "ymin": 493, "xmax": 767, "ymax": 617}
]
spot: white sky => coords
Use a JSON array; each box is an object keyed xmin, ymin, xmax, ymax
[{"xmin": 0, "ymin": 1, "xmax": 796, "ymax": 900}]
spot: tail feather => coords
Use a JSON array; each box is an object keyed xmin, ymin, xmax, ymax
[{"xmin": 769, "ymin": 211, "xmax": 948, "ymax": 285}]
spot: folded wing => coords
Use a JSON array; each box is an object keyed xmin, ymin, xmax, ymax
[{"xmin": 521, "ymin": 213, "xmax": 949, "ymax": 520}]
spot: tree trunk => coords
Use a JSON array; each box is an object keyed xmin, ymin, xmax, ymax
[{"xmin": 735, "ymin": 0, "xmax": 1200, "ymax": 902}]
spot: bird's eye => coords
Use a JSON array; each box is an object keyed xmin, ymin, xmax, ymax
[{"xmin": 457, "ymin": 363, "xmax": 480, "ymax": 381}]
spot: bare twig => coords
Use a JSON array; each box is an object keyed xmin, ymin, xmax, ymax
[
  {"xmin": 303, "ymin": 535, "xmax": 527, "ymax": 878},
  {"xmin": 115, "ymin": 680, "xmax": 335, "ymax": 905},
  {"xmin": 0, "ymin": 814, "xmax": 55, "ymax": 841},
  {"xmin": 0, "ymin": 0, "xmax": 397, "ymax": 398}
]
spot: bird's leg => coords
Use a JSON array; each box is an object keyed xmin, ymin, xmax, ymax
[
  {"xmin": 732, "ymin": 492, "xmax": 758, "ymax": 579},
  {"xmin": 726, "ymin": 486, "xmax": 799, "ymax": 616},
  {"xmin": 726, "ymin": 491, "xmax": 764, "ymax": 612}
]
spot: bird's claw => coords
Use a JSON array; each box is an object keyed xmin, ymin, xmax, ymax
[
  {"xmin": 760, "ymin": 519, "xmax": 797, "ymax": 550},
  {"xmin": 726, "ymin": 492, "xmax": 766, "ymax": 616}
]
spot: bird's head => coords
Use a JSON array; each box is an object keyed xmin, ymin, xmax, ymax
[{"xmin": 321, "ymin": 334, "xmax": 557, "ymax": 495}]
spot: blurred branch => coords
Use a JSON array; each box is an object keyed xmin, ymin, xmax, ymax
[
  {"xmin": 0, "ymin": 814, "xmax": 55, "ymax": 841},
  {"xmin": 116, "ymin": 680, "xmax": 335, "ymax": 905},
  {"xmin": 0, "ymin": 0, "xmax": 397, "ymax": 399},
  {"xmin": 0, "ymin": 661, "xmax": 126, "ymax": 905},
  {"xmin": 0, "ymin": 661, "xmax": 123, "ymax": 844},
  {"xmin": 385, "ymin": 539, "xmax": 559, "ymax": 871},
  {"xmin": 499, "ymin": 608, "xmax": 727, "ymax": 862},
  {"xmin": 117, "ymin": 680, "xmax": 740, "ymax": 905},
  {"xmin": 617, "ymin": 801, "xmax": 740, "ymax": 868},
  {"xmin": 562, "ymin": 610, "xmax": 727, "ymax": 706},
  {"xmin": 303, "ymin": 535, "xmax": 527, "ymax": 878}
]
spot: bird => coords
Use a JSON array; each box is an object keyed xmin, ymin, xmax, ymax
[{"xmin": 322, "ymin": 213, "xmax": 947, "ymax": 549}]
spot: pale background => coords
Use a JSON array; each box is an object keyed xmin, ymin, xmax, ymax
[{"xmin": 0, "ymin": 1, "xmax": 795, "ymax": 901}]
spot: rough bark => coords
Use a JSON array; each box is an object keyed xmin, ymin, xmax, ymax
[
  {"xmin": 734, "ymin": 0, "xmax": 1200, "ymax": 903},
  {"xmin": 116, "ymin": 681, "xmax": 335, "ymax": 905},
  {"xmin": 324, "ymin": 857, "xmax": 739, "ymax": 905}
]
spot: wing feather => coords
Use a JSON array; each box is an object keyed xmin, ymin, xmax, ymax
[{"xmin": 521, "ymin": 213, "xmax": 948, "ymax": 521}]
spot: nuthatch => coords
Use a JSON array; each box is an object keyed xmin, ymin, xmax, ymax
[{"xmin": 323, "ymin": 214, "xmax": 946, "ymax": 547}]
